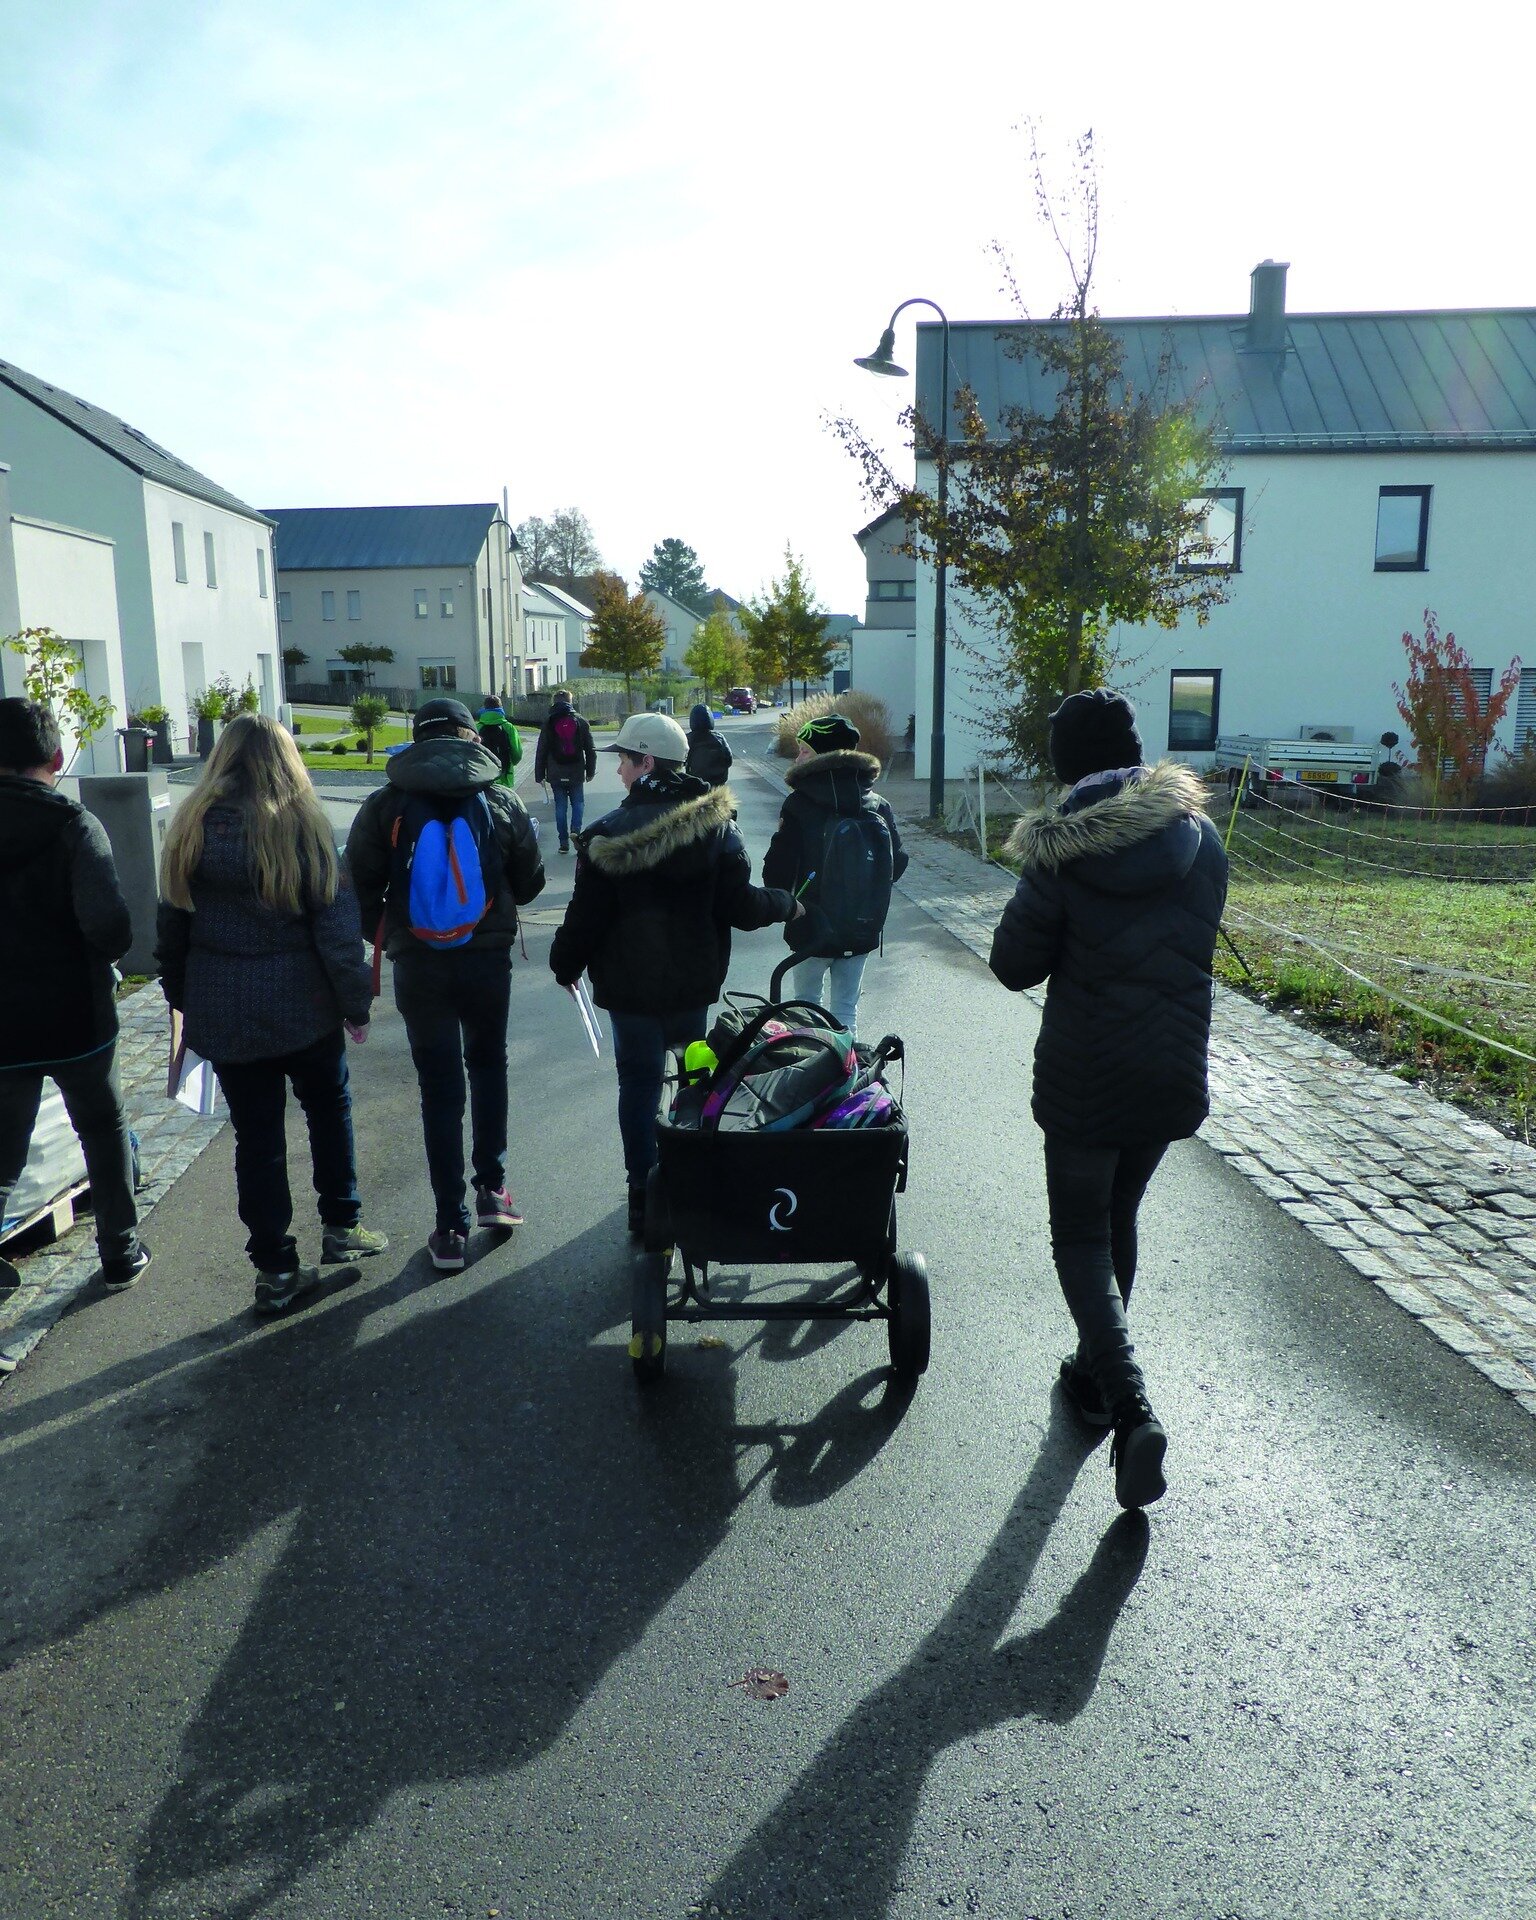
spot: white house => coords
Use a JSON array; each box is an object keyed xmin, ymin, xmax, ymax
[
  {"xmin": 849, "ymin": 506, "xmax": 918, "ymax": 735},
  {"xmin": 903, "ymin": 265, "xmax": 1536, "ymax": 778},
  {"xmin": 641, "ymin": 586, "xmax": 704, "ymax": 672},
  {"xmin": 522, "ymin": 581, "xmax": 594, "ymax": 687},
  {"xmin": 0, "ymin": 356, "xmax": 281, "ymax": 766},
  {"xmin": 267, "ymin": 503, "xmax": 524, "ymax": 704}
]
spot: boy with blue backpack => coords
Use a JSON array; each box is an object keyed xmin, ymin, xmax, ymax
[
  {"xmin": 346, "ymin": 698, "xmax": 544, "ymax": 1270},
  {"xmin": 762, "ymin": 712, "xmax": 908, "ymax": 1036}
]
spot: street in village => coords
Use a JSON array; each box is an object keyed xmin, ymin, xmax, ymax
[{"xmin": 1, "ymin": 724, "xmax": 1534, "ymax": 1920}]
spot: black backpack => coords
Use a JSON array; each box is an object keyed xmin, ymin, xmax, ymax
[{"xmin": 808, "ymin": 805, "xmax": 894, "ymax": 956}]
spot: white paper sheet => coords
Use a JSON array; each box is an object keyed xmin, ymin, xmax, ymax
[
  {"xmin": 167, "ymin": 1011, "xmax": 222, "ymax": 1114},
  {"xmin": 568, "ymin": 977, "xmax": 602, "ymax": 1057}
]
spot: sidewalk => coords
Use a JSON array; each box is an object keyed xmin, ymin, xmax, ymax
[
  {"xmin": 0, "ymin": 991, "xmax": 226, "ymax": 1377},
  {"xmin": 742, "ymin": 740, "xmax": 1536, "ymax": 1420}
]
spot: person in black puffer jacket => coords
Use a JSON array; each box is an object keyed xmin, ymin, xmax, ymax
[
  {"xmin": 157, "ymin": 713, "xmax": 383, "ymax": 1314},
  {"xmin": 549, "ymin": 712, "xmax": 797, "ymax": 1233},
  {"xmin": 989, "ymin": 689, "xmax": 1227, "ymax": 1513},
  {"xmin": 684, "ymin": 702, "xmax": 732, "ymax": 788}
]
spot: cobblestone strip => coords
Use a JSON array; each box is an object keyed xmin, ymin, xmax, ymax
[
  {"xmin": 741, "ymin": 749, "xmax": 1536, "ymax": 1419},
  {"xmin": 0, "ymin": 990, "xmax": 226, "ymax": 1375}
]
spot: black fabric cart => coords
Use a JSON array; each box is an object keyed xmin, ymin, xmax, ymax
[{"xmin": 629, "ymin": 963, "xmax": 930, "ymax": 1385}]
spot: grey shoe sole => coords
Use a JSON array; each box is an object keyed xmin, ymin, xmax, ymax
[
  {"xmin": 1113, "ymin": 1420, "xmax": 1168, "ymax": 1510},
  {"xmin": 101, "ymin": 1248, "xmax": 153, "ymax": 1292},
  {"xmin": 320, "ymin": 1233, "xmax": 389, "ymax": 1263},
  {"xmin": 254, "ymin": 1267, "xmax": 324, "ymax": 1317}
]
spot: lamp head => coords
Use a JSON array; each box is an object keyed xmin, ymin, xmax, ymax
[{"xmin": 854, "ymin": 326, "xmax": 907, "ymax": 378}]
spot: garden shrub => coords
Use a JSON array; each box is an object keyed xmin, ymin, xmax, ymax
[
  {"xmin": 331, "ymin": 740, "xmax": 349, "ymax": 755},
  {"xmin": 774, "ymin": 690, "xmax": 895, "ymax": 766}
]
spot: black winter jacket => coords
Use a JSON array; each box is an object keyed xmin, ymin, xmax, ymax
[
  {"xmin": 156, "ymin": 806, "xmax": 373, "ymax": 1065},
  {"xmin": 761, "ymin": 750, "xmax": 909, "ymax": 956},
  {"xmin": 533, "ymin": 701, "xmax": 598, "ymax": 784},
  {"xmin": 684, "ymin": 714, "xmax": 733, "ymax": 789},
  {"xmin": 0, "ymin": 776, "xmax": 132, "ymax": 1068},
  {"xmin": 989, "ymin": 762, "xmax": 1228, "ymax": 1147},
  {"xmin": 346, "ymin": 736, "xmax": 545, "ymax": 960},
  {"xmin": 549, "ymin": 773, "xmax": 794, "ymax": 1014}
]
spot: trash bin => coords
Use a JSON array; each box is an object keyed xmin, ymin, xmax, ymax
[
  {"xmin": 117, "ymin": 727, "xmax": 152, "ymax": 773},
  {"xmin": 77, "ymin": 771, "xmax": 171, "ymax": 975}
]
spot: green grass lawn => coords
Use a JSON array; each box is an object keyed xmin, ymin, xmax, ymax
[{"xmin": 296, "ymin": 725, "xmax": 533, "ymax": 772}]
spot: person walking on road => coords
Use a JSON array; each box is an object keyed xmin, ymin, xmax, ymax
[
  {"xmin": 533, "ymin": 687, "xmax": 597, "ymax": 853},
  {"xmin": 988, "ymin": 690, "xmax": 1227, "ymax": 1512},
  {"xmin": 761, "ymin": 711, "xmax": 908, "ymax": 1037},
  {"xmin": 684, "ymin": 702, "xmax": 733, "ymax": 789},
  {"xmin": 475, "ymin": 694, "xmax": 523, "ymax": 789},
  {"xmin": 548, "ymin": 712, "xmax": 799, "ymax": 1235},
  {"xmin": 347, "ymin": 697, "xmax": 544, "ymax": 1272},
  {"xmin": 0, "ymin": 699, "xmax": 151, "ymax": 1294},
  {"xmin": 156, "ymin": 713, "xmax": 385, "ymax": 1314}
]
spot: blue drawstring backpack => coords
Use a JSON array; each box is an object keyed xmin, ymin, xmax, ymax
[{"xmin": 386, "ymin": 794, "xmax": 499, "ymax": 950}]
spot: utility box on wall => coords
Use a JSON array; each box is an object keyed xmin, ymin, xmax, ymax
[{"xmin": 77, "ymin": 771, "xmax": 170, "ymax": 975}]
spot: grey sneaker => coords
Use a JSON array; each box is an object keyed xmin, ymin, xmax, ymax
[
  {"xmin": 254, "ymin": 1265, "xmax": 322, "ymax": 1317},
  {"xmin": 321, "ymin": 1223, "xmax": 389, "ymax": 1263}
]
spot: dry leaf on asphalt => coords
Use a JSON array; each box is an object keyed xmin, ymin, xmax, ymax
[{"xmin": 729, "ymin": 1668, "xmax": 790, "ymax": 1701}]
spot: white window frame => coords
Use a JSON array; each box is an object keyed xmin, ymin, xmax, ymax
[
  {"xmin": 321, "ymin": 590, "xmax": 336, "ymax": 621},
  {"xmin": 277, "ymin": 590, "xmax": 292, "ymax": 622},
  {"xmin": 440, "ymin": 588, "xmax": 454, "ymax": 618},
  {"xmin": 347, "ymin": 589, "xmax": 362, "ymax": 621},
  {"xmin": 203, "ymin": 530, "xmax": 218, "ymax": 588},
  {"xmin": 257, "ymin": 547, "xmax": 269, "ymax": 598},
  {"xmin": 414, "ymin": 588, "xmax": 429, "ymax": 619},
  {"xmin": 172, "ymin": 521, "xmax": 188, "ymax": 583},
  {"xmin": 419, "ymin": 657, "xmax": 458, "ymax": 690}
]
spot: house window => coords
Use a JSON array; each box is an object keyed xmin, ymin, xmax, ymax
[
  {"xmin": 1180, "ymin": 489, "xmax": 1243, "ymax": 573},
  {"xmin": 1375, "ymin": 486, "xmax": 1431, "ymax": 570},
  {"xmin": 204, "ymin": 531, "xmax": 218, "ymax": 588},
  {"xmin": 257, "ymin": 548, "xmax": 269, "ymax": 598},
  {"xmin": 440, "ymin": 589, "xmax": 454, "ymax": 618},
  {"xmin": 347, "ymin": 589, "xmax": 362, "ymax": 621},
  {"xmin": 415, "ymin": 589, "xmax": 429, "ymax": 618},
  {"xmin": 483, "ymin": 586, "xmax": 491, "ymax": 619},
  {"xmin": 322, "ymin": 590, "xmax": 336, "ymax": 621},
  {"xmin": 1168, "ymin": 669, "xmax": 1221, "ymax": 751},
  {"xmin": 172, "ymin": 522, "xmax": 188, "ymax": 583},
  {"xmin": 420, "ymin": 658, "xmax": 457, "ymax": 690},
  {"xmin": 326, "ymin": 658, "xmax": 364, "ymax": 686},
  {"xmin": 277, "ymin": 591, "xmax": 292, "ymax": 622},
  {"xmin": 870, "ymin": 579, "xmax": 917, "ymax": 601},
  {"xmin": 1515, "ymin": 668, "xmax": 1536, "ymax": 751}
]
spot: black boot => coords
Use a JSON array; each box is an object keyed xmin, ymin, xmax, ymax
[
  {"xmin": 1058, "ymin": 1350, "xmax": 1112, "ymax": 1428},
  {"xmin": 627, "ymin": 1185, "xmax": 645, "ymax": 1237},
  {"xmin": 1108, "ymin": 1391, "xmax": 1167, "ymax": 1510}
]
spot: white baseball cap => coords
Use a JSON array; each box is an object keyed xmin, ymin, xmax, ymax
[{"xmin": 603, "ymin": 712, "xmax": 690, "ymax": 761}]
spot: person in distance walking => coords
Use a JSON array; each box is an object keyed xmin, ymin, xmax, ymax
[{"xmin": 988, "ymin": 690, "xmax": 1227, "ymax": 1511}]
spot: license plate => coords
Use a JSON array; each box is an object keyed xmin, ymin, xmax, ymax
[{"xmin": 1298, "ymin": 770, "xmax": 1340, "ymax": 783}]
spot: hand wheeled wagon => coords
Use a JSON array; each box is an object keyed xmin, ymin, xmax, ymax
[{"xmin": 629, "ymin": 962, "xmax": 930, "ymax": 1385}]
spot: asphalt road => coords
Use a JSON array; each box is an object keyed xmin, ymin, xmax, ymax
[{"xmin": 2, "ymin": 745, "xmax": 1533, "ymax": 1920}]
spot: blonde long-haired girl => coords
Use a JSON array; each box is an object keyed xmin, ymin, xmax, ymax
[{"xmin": 156, "ymin": 713, "xmax": 387, "ymax": 1313}]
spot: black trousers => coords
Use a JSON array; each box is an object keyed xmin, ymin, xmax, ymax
[
  {"xmin": 0, "ymin": 1044, "xmax": 138, "ymax": 1267},
  {"xmin": 1042, "ymin": 1135, "xmax": 1169, "ymax": 1406}
]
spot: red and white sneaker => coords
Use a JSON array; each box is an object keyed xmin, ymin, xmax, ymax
[
  {"xmin": 475, "ymin": 1187, "xmax": 524, "ymax": 1230},
  {"xmin": 427, "ymin": 1230, "xmax": 467, "ymax": 1273}
]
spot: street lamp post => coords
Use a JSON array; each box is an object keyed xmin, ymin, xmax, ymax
[{"xmin": 855, "ymin": 296, "xmax": 950, "ymax": 821}]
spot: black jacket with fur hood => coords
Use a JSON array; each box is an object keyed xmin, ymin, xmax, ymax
[
  {"xmin": 989, "ymin": 761, "xmax": 1228, "ymax": 1146},
  {"xmin": 761, "ymin": 749, "xmax": 909, "ymax": 952},
  {"xmin": 549, "ymin": 773, "xmax": 794, "ymax": 1013}
]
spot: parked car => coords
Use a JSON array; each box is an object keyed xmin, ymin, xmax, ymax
[{"xmin": 725, "ymin": 687, "xmax": 757, "ymax": 713}]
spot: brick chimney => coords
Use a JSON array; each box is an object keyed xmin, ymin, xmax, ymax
[{"xmin": 1245, "ymin": 259, "xmax": 1290, "ymax": 353}]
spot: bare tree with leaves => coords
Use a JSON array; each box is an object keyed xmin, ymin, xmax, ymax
[
  {"xmin": 834, "ymin": 127, "xmax": 1230, "ymax": 773},
  {"xmin": 581, "ymin": 577, "xmax": 666, "ymax": 714},
  {"xmin": 739, "ymin": 549, "xmax": 836, "ymax": 705}
]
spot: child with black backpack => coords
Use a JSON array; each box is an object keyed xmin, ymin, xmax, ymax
[
  {"xmin": 346, "ymin": 698, "xmax": 544, "ymax": 1271},
  {"xmin": 762, "ymin": 712, "xmax": 908, "ymax": 1036}
]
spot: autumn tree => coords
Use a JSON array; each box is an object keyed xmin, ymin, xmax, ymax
[
  {"xmin": 834, "ymin": 128, "xmax": 1229, "ymax": 773},
  {"xmin": 1, "ymin": 626, "xmax": 114, "ymax": 765},
  {"xmin": 640, "ymin": 538, "xmax": 711, "ymax": 614},
  {"xmin": 581, "ymin": 577, "xmax": 666, "ymax": 713},
  {"xmin": 739, "ymin": 550, "xmax": 834, "ymax": 704},
  {"xmin": 514, "ymin": 515, "xmax": 557, "ymax": 577},
  {"xmin": 683, "ymin": 602, "xmax": 749, "ymax": 700},
  {"xmin": 1392, "ymin": 609, "xmax": 1521, "ymax": 803}
]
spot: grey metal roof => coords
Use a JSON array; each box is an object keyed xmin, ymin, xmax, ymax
[
  {"xmin": 0, "ymin": 356, "xmax": 268, "ymax": 520},
  {"xmin": 265, "ymin": 503, "xmax": 501, "ymax": 571},
  {"xmin": 915, "ymin": 308, "xmax": 1536, "ymax": 453}
]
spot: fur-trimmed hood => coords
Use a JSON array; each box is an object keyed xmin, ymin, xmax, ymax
[
  {"xmin": 1005, "ymin": 760, "xmax": 1211, "ymax": 890},
  {"xmin": 584, "ymin": 782, "xmax": 737, "ymax": 877},
  {"xmin": 785, "ymin": 748, "xmax": 882, "ymax": 814}
]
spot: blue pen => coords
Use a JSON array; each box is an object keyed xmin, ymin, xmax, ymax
[{"xmin": 795, "ymin": 870, "xmax": 816, "ymax": 899}]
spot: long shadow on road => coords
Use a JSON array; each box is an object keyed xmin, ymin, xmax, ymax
[{"xmin": 698, "ymin": 1398, "xmax": 1147, "ymax": 1920}]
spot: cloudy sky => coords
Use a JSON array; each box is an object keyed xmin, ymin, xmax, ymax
[{"xmin": 2, "ymin": 1, "xmax": 1528, "ymax": 612}]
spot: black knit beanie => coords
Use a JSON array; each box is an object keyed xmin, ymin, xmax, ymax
[
  {"xmin": 797, "ymin": 713, "xmax": 861, "ymax": 754},
  {"xmin": 1048, "ymin": 690, "xmax": 1143, "ymax": 785}
]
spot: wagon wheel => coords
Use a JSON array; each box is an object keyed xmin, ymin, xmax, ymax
[
  {"xmin": 630, "ymin": 1251, "xmax": 669, "ymax": 1383},
  {"xmin": 886, "ymin": 1251, "xmax": 931, "ymax": 1379}
]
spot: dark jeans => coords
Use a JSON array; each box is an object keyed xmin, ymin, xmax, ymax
[
  {"xmin": 393, "ymin": 948, "xmax": 512, "ymax": 1235},
  {"xmin": 609, "ymin": 1006, "xmax": 708, "ymax": 1187},
  {"xmin": 551, "ymin": 778, "xmax": 584, "ymax": 846},
  {"xmin": 1042, "ymin": 1135, "xmax": 1169, "ymax": 1407},
  {"xmin": 216, "ymin": 1027, "xmax": 361, "ymax": 1275},
  {"xmin": 0, "ymin": 1043, "xmax": 138, "ymax": 1267}
]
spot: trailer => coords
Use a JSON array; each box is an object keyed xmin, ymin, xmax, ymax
[{"xmin": 1214, "ymin": 734, "xmax": 1388, "ymax": 800}]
